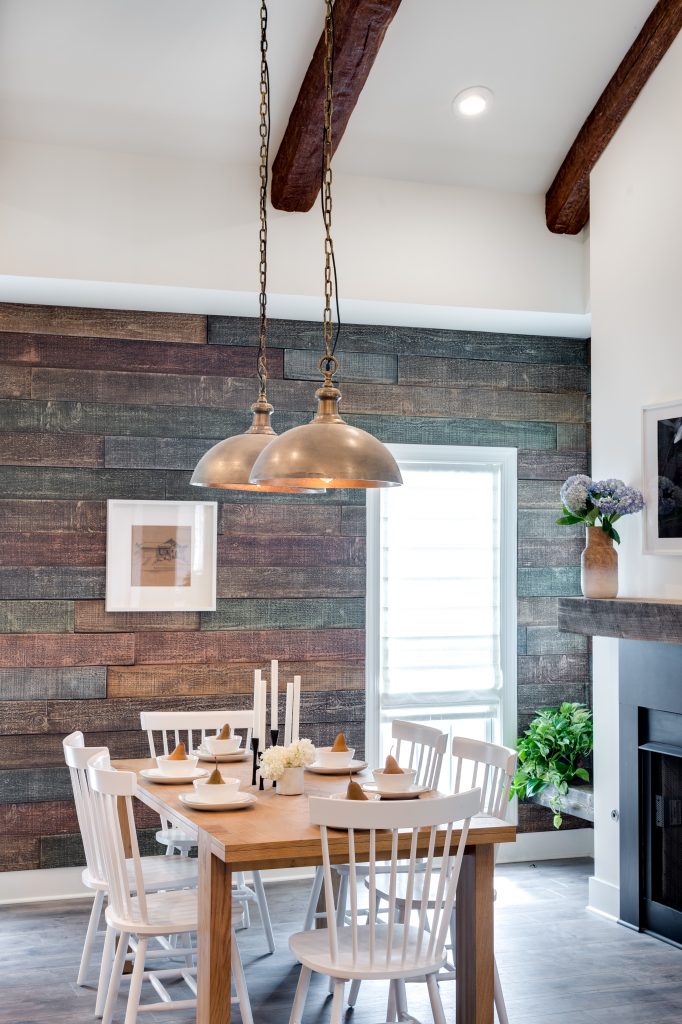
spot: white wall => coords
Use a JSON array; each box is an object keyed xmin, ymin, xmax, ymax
[
  {"xmin": 0, "ymin": 137, "xmax": 587, "ymax": 324},
  {"xmin": 589, "ymin": 30, "xmax": 682, "ymax": 918}
]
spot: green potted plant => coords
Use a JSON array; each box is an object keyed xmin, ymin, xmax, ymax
[{"xmin": 511, "ymin": 702, "xmax": 593, "ymax": 828}]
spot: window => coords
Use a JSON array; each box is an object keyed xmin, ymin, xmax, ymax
[{"xmin": 366, "ymin": 444, "xmax": 517, "ymax": 790}]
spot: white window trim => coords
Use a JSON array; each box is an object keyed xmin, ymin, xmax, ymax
[{"xmin": 365, "ymin": 442, "xmax": 518, "ymax": 767}]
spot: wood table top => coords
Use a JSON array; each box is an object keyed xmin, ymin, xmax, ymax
[{"xmin": 116, "ymin": 757, "xmax": 516, "ymax": 871}]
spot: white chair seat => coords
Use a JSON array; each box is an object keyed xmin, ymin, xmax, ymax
[
  {"xmin": 104, "ymin": 889, "xmax": 198, "ymax": 936},
  {"xmin": 82, "ymin": 854, "xmax": 198, "ymax": 893},
  {"xmin": 290, "ymin": 923, "xmax": 445, "ymax": 982},
  {"xmin": 156, "ymin": 826, "xmax": 196, "ymax": 851}
]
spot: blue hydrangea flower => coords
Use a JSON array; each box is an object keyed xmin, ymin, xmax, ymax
[
  {"xmin": 560, "ymin": 474, "xmax": 592, "ymax": 514},
  {"xmin": 590, "ymin": 479, "xmax": 644, "ymax": 516}
]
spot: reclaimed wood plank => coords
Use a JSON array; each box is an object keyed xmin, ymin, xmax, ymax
[
  {"xmin": 517, "ymin": 510, "xmax": 583, "ymax": 540},
  {"xmin": 134, "ymin": 629, "xmax": 364, "ymax": 665},
  {"xmin": 167, "ymin": 472, "xmax": 365, "ymax": 505},
  {"xmin": 0, "ymin": 499, "xmax": 105, "ymax": 533},
  {"xmin": 517, "ymin": 479, "xmax": 563, "ymax": 509},
  {"xmin": 107, "ymin": 661, "xmax": 365, "ymax": 698},
  {"xmin": 0, "ymin": 800, "xmax": 79, "ymax": 836},
  {"xmin": 0, "ymin": 728, "xmax": 146, "ymax": 768},
  {"xmin": 105, "ymin": 435, "xmax": 234, "ymax": 470},
  {"xmin": 526, "ymin": 626, "xmax": 589, "ymax": 655},
  {"xmin": 219, "ymin": 503, "xmax": 342, "ymax": 537},
  {"xmin": 0, "ymin": 433, "xmax": 104, "ymax": 467},
  {"xmin": 518, "ymin": 536, "xmax": 584, "ymax": 568},
  {"xmin": 200, "ymin": 598, "xmax": 365, "ymax": 631},
  {"xmin": 517, "ymin": 626, "xmax": 527, "ymax": 656},
  {"xmin": 0, "ymin": 837, "xmax": 40, "ymax": 871},
  {"xmin": 0, "ymin": 601, "xmax": 74, "ymax": 633},
  {"xmin": 557, "ymin": 597, "xmax": 682, "ymax": 643},
  {"xmin": 557, "ymin": 423, "xmax": 588, "ymax": 449},
  {"xmin": 0, "ymin": 691, "xmax": 366, "ymax": 735},
  {"xmin": 0, "ymin": 303, "xmax": 207, "ymax": 344},
  {"xmin": 0, "ymin": 366, "xmax": 31, "ymax": 398},
  {"xmin": 0, "ymin": 633, "xmax": 135, "ymax": 668},
  {"xmin": 40, "ymin": 827, "xmax": 160, "ymax": 869},
  {"xmin": 0, "ymin": 332, "xmax": 278, "ymax": 378},
  {"xmin": 216, "ymin": 566, "xmax": 365, "ymax": 598},
  {"xmin": 0, "ymin": 466, "xmax": 164, "ymax": 499},
  {"xmin": 525, "ymin": 783, "xmax": 593, "ymax": 822},
  {"xmin": 0, "ymin": 666, "xmax": 106, "ymax": 701},
  {"xmin": 518, "ymin": 567, "xmax": 581, "ymax": 598},
  {"xmin": 398, "ymin": 355, "xmax": 589, "ymax": 394},
  {"xmin": 517, "ymin": 679, "xmax": 589, "ymax": 713},
  {"xmin": 517, "ymin": 802, "xmax": 588, "ymax": 832},
  {"xmin": 284, "ymin": 349, "xmax": 397, "ymax": 383},
  {"xmin": 74, "ymin": 602, "xmax": 199, "ymax": 633},
  {"xmin": 517, "ymin": 450, "xmax": 588, "ymax": 480},
  {"xmin": 344, "ymin": 415, "xmax": 558, "ymax": 449},
  {"xmin": 0, "ymin": 767, "xmax": 72, "ymax": 804},
  {"xmin": 216, "ymin": 535, "xmax": 364, "ymax": 568},
  {"xmin": 0, "ymin": 567, "xmax": 105, "ymax": 599},
  {"xmin": 209, "ymin": 317, "xmax": 590, "ymax": 366},
  {"xmin": 0, "ymin": 532, "xmax": 105, "ymax": 566},
  {"xmin": 517, "ymin": 597, "xmax": 559, "ymax": 626},
  {"xmin": 340, "ymin": 506, "xmax": 365, "ymax": 536},
  {"xmin": 517, "ymin": 654, "xmax": 590, "ymax": 685}
]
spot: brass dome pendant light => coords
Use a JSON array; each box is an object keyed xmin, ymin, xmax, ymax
[
  {"xmin": 249, "ymin": 0, "xmax": 402, "ymax": 491},
  {"xmin": 191, "ymin": 1, "xmax": 319, "ymax": 494}
]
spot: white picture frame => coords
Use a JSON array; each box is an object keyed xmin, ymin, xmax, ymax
[
  {"xmin": 642, "ymin": 400, "xmax": 682, "ymax": 555},
  {"xmin": 105, "ymin": 499, "xmax": 217, "ymax": 611}
]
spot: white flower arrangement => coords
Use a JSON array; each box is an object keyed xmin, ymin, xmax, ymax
[{"xmin": 259, "ymin": 738, "xmax": 316, "ymax": 781}]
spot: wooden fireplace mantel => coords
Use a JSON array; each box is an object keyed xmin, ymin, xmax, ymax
[{"xmin": 558, "ymin": 597, "xmax": 682, "ymax": 644}]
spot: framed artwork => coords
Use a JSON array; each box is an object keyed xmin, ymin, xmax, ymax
[
  {"xmin": 106, "ymin": 500, "xmax": 217, "ymax": 611},
  {"xmin": 643, "ymin": 400, "xmax": 682, "ymax": 555}
]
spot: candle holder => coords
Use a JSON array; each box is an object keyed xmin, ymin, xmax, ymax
[
  {"xmin": 250, "ymin": 736, "xmax": 259, "ymax": 788},
  {"xmin": 270, "ymin": 728, "xmax": 279, "ymax": 788}
]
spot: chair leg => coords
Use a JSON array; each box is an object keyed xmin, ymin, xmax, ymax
[
  {"xmin": 348, "ymin": 979, "xmax": 361, "ymax": 1007},
  {"xmin": 78, "ymin": 888, "xmax": 105, "ymax": 985},
  {"xmin": 252, "ymin": 869, "xmax": 275, "ymax": 954},
  {"xmin": 394, "ymin": 979, "xmax": 408, "ymax": 1019},
  {"xmin": 330, "ymin": 980, "xmax": 346, "ymax": 1024},
  {"xmin": 303, "ymin": 866, "xmax": 324, "ymax": 931},
  {"xmin": 425, "ymin": 974, "xmax": 446, "ymax": 1024},
  {"xmin": 387, "ymin": 980, "xmax": 398, "ymax": 1023},
  {"xmin": 232, "ymin": 934, "xmax": 254, "ymax": 1024},
  {"xmin": 328, "ymin": 874, "xmax": 348, "ymax": 993},
  {"xmin": 101, "ymin": 930, "xmax": 128, "ymax": 1024},
  {"xmin": 494, "ymin": 957, "xmax": 509, "ymax": 1024},
  {"xmin": 95, "ymin": 923, "xmax": 115, "ymax": 1018},
  {"xmin": 289, "ymin": 966, "xmax": 312, "ymax": 1024},
  {"xmin": 124, "ymin": 936, "xmax": 147, "ymax": 1024}
]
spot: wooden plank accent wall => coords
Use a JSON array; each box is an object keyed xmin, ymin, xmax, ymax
[{"xmin": 0, "ymin": 302, "xmax": 590, "ymax": 868}]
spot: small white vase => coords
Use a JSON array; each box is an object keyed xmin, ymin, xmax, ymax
[{"xmin": 277, "ymin": 766, "xmax": 305, "ymax": 795}]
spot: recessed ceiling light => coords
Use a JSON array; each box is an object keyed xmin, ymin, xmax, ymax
[{"xmin": 452, "ymin": 86, "xmax": 494, "ymax": 118}]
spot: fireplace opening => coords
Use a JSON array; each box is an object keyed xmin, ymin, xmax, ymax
[{"xmin": 641, "ymin": 741, "xmax": 682, "ymax": 943}]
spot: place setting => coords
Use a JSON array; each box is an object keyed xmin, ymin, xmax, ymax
[
  {"xmin": 139, "ymin": 742, "xmax": 208, "ymax": 785},
  {"xmin": 195, "ymin": 722, "xmax": 250, "ymax": 763}
]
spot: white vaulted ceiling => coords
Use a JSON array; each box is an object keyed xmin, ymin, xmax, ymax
[{"xmin": 0, "ymin": 0, "xmax": 656, "ymax": 194}]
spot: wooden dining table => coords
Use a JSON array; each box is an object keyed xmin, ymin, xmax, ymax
[{"xmin": 115, "ymin": 757, "xmax": 515, "ymax": 1024}]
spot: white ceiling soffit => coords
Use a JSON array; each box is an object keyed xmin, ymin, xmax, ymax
[{"xmin": 0, "ymin": 0, "xmax": 656, "ymax": 194}]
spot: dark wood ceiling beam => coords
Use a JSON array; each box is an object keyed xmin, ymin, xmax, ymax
[
  {"xmin": 271, "ymin": 0, "xmax": 402, "ymax": 213},
  {"xmin": 546, "ymin": 0, "xmax": 682, "ymax": 235}
]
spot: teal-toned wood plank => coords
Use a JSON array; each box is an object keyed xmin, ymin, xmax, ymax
[
  {"xmin": 0, "ymin": 568, "xmax": 105, "ymax": 599},
  {"xmin": 345, "ymin": 415, "xmax": 558, "ymax": 449},
  {"xmin": 557, "ymin": 423, "xmax": 588, "ymax": 449},
  {"xmin": 0, "ymin": 667, "xmax": 106, "ymax": 700},
  {"xmin": 518, "ymin": 536, "xmax": 584, "ymax": 568},
  {"xmin": 216, "ymin": 566, "xmax": 365, "ymax": 598},
  {"xmin": 0, "ymin": 466, "xmax": 164, "ymax": 499},
  {"xmin": 517, "ymin": 626, "xmax": 527, "ymax": 655},
  {"xmin": 200, "ymin": 598, "xmax": 365, "ymax": 631},
  {"xmin": 517, "ymin": 450, "xmax": 588, "ymax": 480},
  {"xmin": 0, "ymin": 767, "xmax": 72, "ymax": 804},
  {"xmin": 0, "ymin": 601, "xmax": 74, "ymax": 633},
  {"xmin": 209, "ymin": 316, "xmax": 590, "ymax": 366},
  {"xmin": 398, "ymin": 355, "xmax": 589, "ymax": 393},
  {"xmin": 518, "ymin": 567, "xmax": 581, "ymax": 597},
  {"xmin": 285, "ymin": 349, "xmax": 398, "ymax": 383},
  {"xmin": 526, "ymin": 626, "xmax": 589, "ymax": 655}
]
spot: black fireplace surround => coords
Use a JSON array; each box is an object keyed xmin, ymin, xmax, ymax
[{"xmin": 620, "ymin": 639, "xmax": 682, "ymax": 946}]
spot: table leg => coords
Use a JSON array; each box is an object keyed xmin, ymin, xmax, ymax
[
  {"xmin": 115, "ymin": 795, "xmax": 134, "ymax": 975},
  {"xmin": 197, "ymin": 831, "xmax": 233, "ymax": 1024},
  {"xmin": 455, "ymin": 844, "xmax": 494, "ymax": 1024}
]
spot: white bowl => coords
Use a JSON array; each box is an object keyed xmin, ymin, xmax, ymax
[
  {"xmin": 192, "ymin": 776, "xmax": 240, "ymax": 803},
  {"xmin": 204, "ymin": 734, "xmax": 242, "ymax": 755},
  {"xmin": 156, "ymin": 753, "xmax": 199, "ymax": 776},
  {"xmin": 315, "ymin": 746, "xmax": 356, "ymax": 768},
  {"xmin": 372, "ymin": 768, "xmax": 417, "ymax": 793}
]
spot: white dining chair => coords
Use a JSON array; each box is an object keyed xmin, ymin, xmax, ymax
[
  {"xmin": 63, "ymin": 732, "xmax": 199, "ymax": 1015},
  {"xmin": 288, "ymin": 788, "xmax": 480, "ymax": 1024},
  {"xmin": 87, "ymin": 752, "xmax": 253, "ymax": 1024},
  {"xmin": 302, "ymin": 719, "xmax": 448, "ymax": 934},
  {"xmin": 361, "ymin": 736, "xmax": 518, "ymax": 1023},
  {"xmin": 139, "ymin": 709, "xmax": 275, "ymax": 954}
]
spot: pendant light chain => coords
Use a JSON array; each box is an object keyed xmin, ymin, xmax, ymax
[
  {"xmin": 257, "ymin": 0, "xmax": 270, "ymax": 399},
  {"xmin": 322, "ymin": 0, "xmax": 336, "ymax": 375}
]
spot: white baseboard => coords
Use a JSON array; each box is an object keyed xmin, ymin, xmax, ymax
[
  {"xmin": 587, "ymin": 875, "xmax": 620, "ymax": 920},
  {"xmin": 496, "ymin": 828, "xmax": 594, "ymax": 863}
]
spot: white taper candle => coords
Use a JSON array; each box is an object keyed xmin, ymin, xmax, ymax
[
  {"xmin": 253, "ymin": 669, "xmax": 261, "ymax": 740},
  {"xmin": 292, "ymin": 675, "xmax": 301, "ymax": 743},
  {"xmin": 270, "ymin": 660, "xmax": 278, "ymax": 731},
  {"xmin": 284, "ymin": 682, "xmax": 293, "ymax": 746},
  {"xmin": 259, "ymin": 678, "xmax": 267, "ymax": 745}
]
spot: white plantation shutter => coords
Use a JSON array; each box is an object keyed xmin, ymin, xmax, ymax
[{"xmin": 366, "ymin": 444, "xmax": 517, "ymax": 780}]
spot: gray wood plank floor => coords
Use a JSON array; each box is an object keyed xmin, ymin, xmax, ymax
[{"xmin": 1, "ymin": 859, "xmax": 681, "ymax": 1024}]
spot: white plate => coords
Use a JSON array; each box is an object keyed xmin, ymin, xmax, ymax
[
  {"xmin": 179, "ymin": 792, "xmax": 256, "ymax": 812},
  {"xmin": 361, "ymin": 783, "xmax": 432, "ymax": 800},
  {"xmin": 196, "ymin": 746, "xmax": 250, "ymax": 763},
  {"xmin": 140, "ymin": 767, "xmax": 208, "ymax": 784},
  {"xmin": 329, "ymin": 791, "xmax": 380, "ymax": 803},
  {"xmin": 305, "ymin": 760, "xmax": 368, "ymax": 776}
]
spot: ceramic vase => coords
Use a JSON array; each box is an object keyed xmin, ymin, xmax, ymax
[
  {"xmin": 277, "ymin": 766, "xmax": 304, "ymax": 795},
  {"xmin": 581, "ymin": 526, "xmax": 618, "ymax": 598}
]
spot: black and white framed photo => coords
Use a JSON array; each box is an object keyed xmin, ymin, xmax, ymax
[
  {"xmin": 106, "ymin": 500, "xmax": 217, "ymax": 611},
  {"xmin": 643, "ymin": 400, "xmax": 682, "ymax": 555}
]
